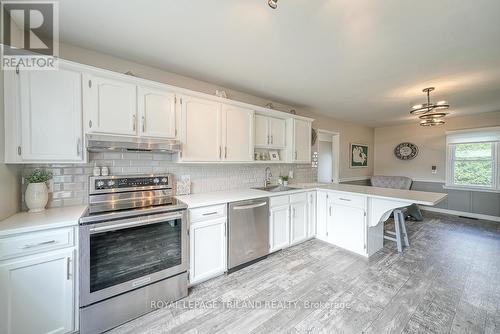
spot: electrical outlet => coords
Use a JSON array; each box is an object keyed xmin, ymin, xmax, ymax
[
  {"xmin": 431, "ymin": 166, "xmax": 437, "ymax": 174},
  {"xmin": 288, "ymin": 170, "xmax": 294, "ymax": 179}
]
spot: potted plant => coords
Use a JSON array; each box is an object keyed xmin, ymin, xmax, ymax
[
  {"xmin": 25, "ymin": 169, "xmax": 53, "ymax": 213},
  {"xmin": 280, "ymin": 175, "xmax": 289, "ymax": 186}
]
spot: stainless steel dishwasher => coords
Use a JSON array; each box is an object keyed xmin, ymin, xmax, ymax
[{"xmin": 228, "ymin": 198, "xmax": 269, "ymax": 272}]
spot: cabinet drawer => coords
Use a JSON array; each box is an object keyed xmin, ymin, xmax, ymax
[
  {"xmin": 0, "ymin": 227, "xmax": 75, "ymax": 260},
  {"xmin": 290, "ymin": 192, "xmax": 307, "ymax": 203},
  {"xmin": 330, "ymin": 193, "xmax": 366, "ymax": 209},
  {"xmin": 270, "ymin": 195, "xmax": 289, "ymax": 208},
  {"xmin": 190, "ymin": 204, "xmax": 227, "ymax": 223}
]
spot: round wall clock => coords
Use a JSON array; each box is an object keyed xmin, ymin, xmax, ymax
[{"xmin": 394, "ymin": 142, "xmax": 419, "ymax": 160}]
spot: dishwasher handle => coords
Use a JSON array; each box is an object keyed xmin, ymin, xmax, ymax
[{"xmin": 232, "ymin": 201, "xmax": 267, "ymax": 210}]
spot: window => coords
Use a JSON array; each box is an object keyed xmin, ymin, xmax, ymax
[{"xmin": 446, "ymin": 127, "xmax": 500, "ymax": 192}]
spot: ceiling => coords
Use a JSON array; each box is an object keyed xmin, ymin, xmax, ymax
[{"xmin": 57, "ymin": 0, "xmax": 500, "ymax": 127}]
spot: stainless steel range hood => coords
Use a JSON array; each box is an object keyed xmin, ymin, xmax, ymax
[{"xmin": 86, "ymin": 134, "xmax": 182, "ymax": 153}]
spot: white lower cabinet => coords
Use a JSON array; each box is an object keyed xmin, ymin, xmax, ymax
[
  {"xmin": 0, "ymin": 234, "xmax": 77, "ymax": 334},
  {"xmin": 269, "ymin": 192, "xmax": 310, "ymax": 252},
  {"xmin": 328, "ymin": 204, "xmax": 366, "ymax": 255},
  {"xmin": 324, "ymin": 192, "xmax": 367, "ymax": 256},
  {"xmin": 307, "ymin": 191, "xmax": 317, "ymax": 238},
  {"xmin": 269, "ymin": 204, "xmax": 290, "ymax": 252},
  {"xmin": 290, "ymin": 193, "xmax": 308, "ymax": 245},
  {"xmin": 316, "ymin": 190, "xmax": 328, "ymax": 241},
  {"xmin": 189, "ymin": 205, "xmax": 227, "ymax": 285}
]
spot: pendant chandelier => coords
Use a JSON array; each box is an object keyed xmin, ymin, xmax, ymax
[{"xmin": 410, "ymin": 87, "xmax": 449, "ymax": 126}]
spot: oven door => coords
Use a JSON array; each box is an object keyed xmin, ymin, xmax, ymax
[{"xmin": 79, "ymin": 210, "xmax": 187, "ymax": 307}]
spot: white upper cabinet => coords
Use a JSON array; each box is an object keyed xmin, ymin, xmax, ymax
[
  {"xmin": 254, "ymin": 114, "xmax": 268, "ymax": 147},
  {"xmin": 17, "ymin": 63, "xmax": 84, "ymax": 162},
  {"xmin": 269, "ymin": 117, "xmax": 286, "ymax": 148},
  {"xmin": 137, "ymin": 86, "xmax": 176, "ymax": 139},
  {"xmin": 222, "ymin": 104, "xmax": 254, "ymax": 162},
  {"xmin": 254, "ymin": 114, "xmax": 286, "ymax": 148},
  {"xmin": 180, "ymin": 95, "xmax": 222, "ymax": 161},
  {"xmin": 289, "ymin": 118, "xmax": 312, "ymax": 163},
  {"xmin": 85, "ymin": 73, "xmax": 137, "ymax": 136}
]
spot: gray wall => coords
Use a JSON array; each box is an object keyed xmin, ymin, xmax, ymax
[{"xmin": 411, "ymin": 181, "xmax": 500, "ymax": 217}]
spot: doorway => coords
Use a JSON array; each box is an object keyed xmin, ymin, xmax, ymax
[{"xmin": 315, "ymin": 129, "xmax": 340, "ymax": 183}]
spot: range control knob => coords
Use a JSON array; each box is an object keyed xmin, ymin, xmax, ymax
[
  {"xmin": 96, "ymin": 181, "xmax": 105, "ymax": 188},
  {"xmin": 107, "ymin": 180, "xmax": 115, "ymax": 187},
  {"xmin": 161, "ymin": 177, "xmax": 168, "ymax": 183},
  {"xmin": 153, "ymin": 178, "xmax": 160, "ymax": 184}
]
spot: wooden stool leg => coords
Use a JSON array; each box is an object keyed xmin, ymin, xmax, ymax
[
  {"xmin": 393, "ymin": 209, "xmax": 403, "ymax": 252},
  {"xmin": 399, "ymin": 211, "xmax": 410, "ymax": 247}
]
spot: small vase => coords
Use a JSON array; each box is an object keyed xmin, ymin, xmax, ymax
[{"xmin": 25, "ymin": 182, "xmax": 49, "ymax": 213}]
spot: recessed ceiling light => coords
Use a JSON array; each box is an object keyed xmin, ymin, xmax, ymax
[{"xmin": 268, "ymin": 0, "xmax": 278, "ymax": 9}]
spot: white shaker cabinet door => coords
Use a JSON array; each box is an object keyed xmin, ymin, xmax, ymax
[
  {"xmin": 19, "ymin": 66, "xmax": 84, "ymax": 162},
  {"xmin": 290, "ymin": 200, "xmax": 308, "ymax": 245},
  {"xmin": 138, "ymin": 86, "xmax": 176, "ymax": 139},
  {"xmin": 180, "ymin": 95, "xmax": 222, "ymax": 161},
  {"xmin": 329, "ymin": 204, "xmax": 366, "ymax": 255},
  {"xmin": 293, "ymin": 119, "xmax": 311, "ymax": 163},
  {"xmin": 254, "ymin": 114, "xmax": 269, "ymax": 147},
  {"xmin": 189, "ymin": 218, "xmax": 227, "ymax": 285},
  {"xmin": 0, "ymin": 249, "xmax": 76, "ymax": 334},
  {"xmin": 316, "ymin": 191, "xmax": 329, "ymax": 241},
  {"xmin": 85, "ymin": 74, "xmax": 137, "ymax": 136},
  {"xmin": 222, "ymin": 104, "xmax": 254, "ymax": 162},
  {"xmin": 307, "ymin": 191, "xmax": 317, "ymax": 237},
  {"xmin": 269, "ymin": 204, "xmax": 290, "ymax": 252},
  {"xmin": 269, "ymin": 117, "xmax": 286, "ymax": 148}
]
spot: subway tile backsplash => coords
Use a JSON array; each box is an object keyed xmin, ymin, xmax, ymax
[{"xmin": 22, "ymin": 152, "xmax": 317, "ymax": 209}]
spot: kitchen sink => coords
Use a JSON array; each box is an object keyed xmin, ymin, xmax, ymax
[{"xmin": 253, "ymin": 185, "xmax": 296, "ymax": 192}]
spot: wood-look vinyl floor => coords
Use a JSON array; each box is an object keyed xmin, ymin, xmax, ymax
[{"xmin": 110, "ymin": 212, "xmax": 500, "ymax": 334}]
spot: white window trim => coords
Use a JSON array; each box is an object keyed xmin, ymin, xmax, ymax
[{"xmin": 445, "ymin": 140, "xmax": 500, "ymax": 193}]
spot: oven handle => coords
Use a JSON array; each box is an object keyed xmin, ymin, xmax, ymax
[{"xmin": 89, "ymin": 211, "xmax": 184, "ymax": 234}]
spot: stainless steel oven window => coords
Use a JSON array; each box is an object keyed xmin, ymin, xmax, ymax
[
  {"xmin": 89, "ymin": 218, "xmax": 182, "ymax": 292},
  {"xmin": 79, "ymin": 210, "xmax": 188, "ymax": 307}
]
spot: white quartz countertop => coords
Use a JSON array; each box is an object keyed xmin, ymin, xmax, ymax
[
  {"xmin": 176, "ymin": 183, "xmax": 447, "ymax": 208},
  {"xmin": 0, "ymin": 205, "xmax": 87, "ymax": 237},
  {"xmin": 175, "ymin": 187, "xmax": 312, "ymax": 208},
  {"xmin": 292, "ymin": 183, "xmax": 447, "ymax": 206}
]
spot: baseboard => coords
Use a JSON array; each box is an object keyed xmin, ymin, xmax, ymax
[{"xmin": 421, "ymin": 206, "xmax": 500, "ymax": 222}]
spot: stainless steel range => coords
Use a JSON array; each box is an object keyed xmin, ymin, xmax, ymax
[{"xmin": 79, "ymin": 174, "xmax": 188, "ymax": 334}]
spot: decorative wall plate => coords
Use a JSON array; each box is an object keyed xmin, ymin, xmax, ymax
[{"xmin": 394, "ymin": 142, "xmax": 418, "ymax": 160}]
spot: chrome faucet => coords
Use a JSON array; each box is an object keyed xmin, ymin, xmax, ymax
[{"xmin": 265, "ymin": 167, "xmax": 272, "ymax": 187}]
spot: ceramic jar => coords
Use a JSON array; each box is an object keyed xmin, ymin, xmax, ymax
[{"xmin": 25, "ymin": 182, "xmax": 49, "ymax": 213}]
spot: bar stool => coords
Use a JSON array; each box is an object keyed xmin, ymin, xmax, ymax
[{"xmin": 383, "ymin": 208, "xmax": 410, "ymax": 252}]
